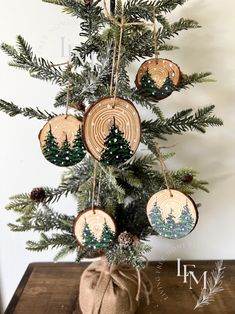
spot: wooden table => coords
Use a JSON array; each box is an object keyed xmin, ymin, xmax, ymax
[{"xmin": 5, "ymin": 261, "xmax": 235, "ymax": 314}]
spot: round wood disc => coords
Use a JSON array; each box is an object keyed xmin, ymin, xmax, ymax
[
  {"xmin": 146, "ymin": 189, "xmax": 198, "ymax": 239},
  {"xmin": 83, "ymin": 97, "xmax": 141, "ymax": 161},
  {"xmin": 39, "ymin": 115, "xmax": 86, "ymax": 167},
  {"xmin": 74, "ymin": 208, "xmax": 116, "ymax": 249},
  {"xmin": 135, "ymin": 58, "xmax": 181, "ymax": 89}
]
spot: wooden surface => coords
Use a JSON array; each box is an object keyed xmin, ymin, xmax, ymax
[{"xmin": 5, "ymin": 261, "xmax": 235, "ymax": 314}]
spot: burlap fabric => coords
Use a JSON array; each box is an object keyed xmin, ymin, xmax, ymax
[{"xmin": 78, "ymin": 258, "xmax": 152, "ymax": 314}]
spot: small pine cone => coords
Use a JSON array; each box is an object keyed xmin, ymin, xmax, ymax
[
  {"xmin": 75, "ymin": 101, "xmax": 86, "ymax": 112},
  {"xmin": 118, "ymin": 231, "xmax": 135, "ymax": 249},
  {"xmin": 182, "ymin": 174, "xmax": 194, "ymax": 183},
  {"xmin": 30, "ymin": 187, "xmax": 46, "ymax": 203},
  {"xmin": 84, "ymin": 0, "xmax": 93, "ymax": 6}
]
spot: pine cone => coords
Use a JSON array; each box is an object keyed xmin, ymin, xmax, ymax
[
  {"xmin": 30, "ymin": 187, "xmax": 46, "ymax": 203},
  {"xmin": 75, "ymin": 101, "xmax": 86, "ymax": 112},
  {"xmin": 118, "ymin": 231, "xmax": 135, "ymax": 249},
  {"xmin": 84, "ymin": 0, "xmax": 93, "ymax": 6},
  {"xmin": 182, "ymin": 174, "xmax": 194, "ymax": 183}
]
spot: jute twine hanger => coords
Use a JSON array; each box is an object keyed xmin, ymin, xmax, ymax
[{"xmin": 155, "ymin": 143, "xmax": 175, "ymax": 197}]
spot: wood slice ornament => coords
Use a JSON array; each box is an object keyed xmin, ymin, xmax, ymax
[
  {"xmin": 146, "ymin": 189, "xmax": 198, "ymax": 239},
  {"xmin": 135, "ymin": 58, "xmax": 181, "ymax": 100},
  {"xmin": 83, "ymin": 96, "xmax": 141, "ymax": 165},
  {"xmin": 74, "ymin": 208, "xmax": 116, "ymax": 250},
  {"xmin": 39, "ymin": 115, "xmax": 86, "ymax": 167}
]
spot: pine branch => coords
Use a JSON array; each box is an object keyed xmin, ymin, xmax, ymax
[
  {"xmin": 158, "ymin": 16, "xmax": 200, "ymax": 42},
  {"xmin": 1, "ymin": 36, "xmax": 64, "ymax": 84},
  {"xmin": 179, "ymin": 72, "xmax": 215, "ymax": 89},
  {"xmin": 0, "ymin": 99, "xmax": 56, "ymax": 120},
  {"xmin": 142, "ymin": 106, "xmax": 223, "ymax": 141},
  {"xmin": 26, "ymin": 232, "xmax": 77, "ymax": 251},
  {"xmin": 157, "ymin": 0, "xmax": 187, "ymax": 13}
]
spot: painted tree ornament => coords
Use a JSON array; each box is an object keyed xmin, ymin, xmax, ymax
[
  {"xmin": 135, "ymin": 58, "xmax": 181, "ymax": 100},
  {"xmin": 74, "ymin": 208, "xmax": 116, "ymax": 250},
  {"xmin": 83, "ymin": 96, "xmax": 141, "ymax": 165},
  {"xmin": 146, "ymin": 189, "xmax": 198, "ymax": 239},
  {"xmin": 39, "ymin": 115, "xmax": 86, "ymax": 167}
]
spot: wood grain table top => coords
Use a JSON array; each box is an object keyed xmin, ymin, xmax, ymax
[{"xmin": 5, "ymin": 260, "xmax": 235, "ymax": 314}]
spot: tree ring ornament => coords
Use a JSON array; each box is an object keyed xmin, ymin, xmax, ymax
[
  {"xmin": 83, "ymin": 96, "xmax": 141, "ymax": 165},
  {"xmin": 39, "ymin": 115, "xmax": 86, "ymax": 167},
  {"xmin": 74, "ymin": 208, "xmax": 116, "ymax": 250},
  {"xmin": 146, "ymin": 189, "xmax": 198, "ymax": 239},
  {"xmin": 135, "ymin": 58, "xmax": 181, "ymax": 100}
]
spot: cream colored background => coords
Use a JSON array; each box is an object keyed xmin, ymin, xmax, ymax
[{"xmin": 0, "ymin": 0, "xmax": 235, "ymax": 310}]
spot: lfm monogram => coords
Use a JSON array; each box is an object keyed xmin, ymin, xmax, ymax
[{"xmin": 177, "ymin": 258, "xmax": 207, "ymax": 289}]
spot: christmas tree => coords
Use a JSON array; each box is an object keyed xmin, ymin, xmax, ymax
[
  {"xmin": 100, "ymin": 118, "xmax": 134, "ymax": 165},
  {"xmin": 0, "ymin": 0, "xmax": 223, "ymax": 266}
]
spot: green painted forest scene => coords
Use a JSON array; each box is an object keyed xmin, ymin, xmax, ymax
[
  {"xmin": 100, "ymin": 120, "xmax": 134, "ymax": 165},
  {"xmin": 42, "ymin": 126, "xmax": 86, "ymax": 167},
  {"xmin": 82, "ymin": 219, "xmax": 115, "ymax": 249},
  {"xmin": 149, "ymin": 201, "xmax": 195, "ymax": 239},
  {"xmin": 140, "ymin": 71, "xmax": 176, "ymax": 99}
]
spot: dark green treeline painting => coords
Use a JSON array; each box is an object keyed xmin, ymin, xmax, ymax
[
  {"xmin": 42, "ymin": 126, "xmax": 86, "ymax": 167},
  {"xmin": 82, "ymin": 219, "xmax": 115, "ymax": 249},
  {"xmin": 140, "ymin": 71, "xmax": 176, "ymax": 99},
  {"xmin": 149, "ymin": 201, "xmax": 195, "ymax": 239},
  {"xmin": 100, "ymin": 120, "xmax": 134, "ymax": 165}
]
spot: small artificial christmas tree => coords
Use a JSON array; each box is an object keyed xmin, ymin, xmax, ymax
[{"xmin": 0, "ymin": 0, "xmax": 223, "ymax": 267}]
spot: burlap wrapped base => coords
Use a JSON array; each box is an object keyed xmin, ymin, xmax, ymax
[{"xmin": 77, "ymin": 257, "xmax": 152, "ymax": 314}]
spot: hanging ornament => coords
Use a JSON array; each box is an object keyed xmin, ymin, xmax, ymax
[
  {"xmin": 39, "ymin": 115, "xmax": 86, "ymax": 167},
  {"xmin": 146, "ymin": 189, "xmax": 198, "ymax": 239},
  {"xmin": 74, "ymin": 208, "xmax": 116, "ymax": 250},
  {"xmin": 83, "ymin": 96, "xmax": 141, "ymax": 165},
  {"xmin": 135, "ymin": 58, "xmax": 181, "ymax": 100}
]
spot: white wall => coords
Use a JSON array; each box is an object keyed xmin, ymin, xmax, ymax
[{"xmin": 0, "ymin": 0, "xmax": 235, "ymax": 311}]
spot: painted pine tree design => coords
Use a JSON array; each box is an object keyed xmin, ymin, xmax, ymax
[
  {"xmin": 42, "ymin": 127, "xmax": 86, "ymax": 167},
  {"xmin": 42, "ymin": 126, "xmax": 60, "ymax": 165},
  {"xmin": 149, "ymin": 201, "xmax": 195, "ymax": 239},
  {"xmin": 100, "ymin": 118, "xmax": 134, "ymax": 165},
  {"xmin": 164, "ymin": 209, "xmax": 177, "ymax": 238},
  {"xmin": 72, "ymin": 127, "xmax": 86, "ymax": 162},
  {"xmin": 140, "ymin": 71, "xmax": 176, "ymax": 98},
  {"xmin": 100, "ymin": 219, "xmax": 115, "ymax": 247},
  {"xmin": 177, "ymin": 202, "xmax": 195, "ymax": 238},
  {"xmin": 82, "ymin": 219, "xmax": 97, "ymax": 249},
  {"xmin": 149, "ymin": 202, "xmax": 164, "ymax": 233},
  {"xmin": 81, "ymin": 219, "xmax": 115, "ymax": 250}
]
